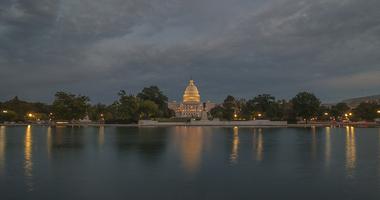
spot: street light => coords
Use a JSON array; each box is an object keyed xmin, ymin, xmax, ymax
[
  {"xmin": 257, "ymin": 113, "xmax": 262, "ymax": 117},
  {"xmin": 27, "ymin": 113, "xmax": 34, "ymax": 118},
  {"xmin": 324, "ymin": 112, "xmax": 329, "ymax": 116},
  {"xmin": 2, "ymin": 110, "xmax": 8, "ymax": 114},
  {"xmin": 377, "ymin": 110, "xmax": 380, "ymax": 114}
]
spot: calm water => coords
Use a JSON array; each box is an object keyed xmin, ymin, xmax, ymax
[{"xmin": 0, "ymin": 126, "xmax": 380, "ymax": 200}]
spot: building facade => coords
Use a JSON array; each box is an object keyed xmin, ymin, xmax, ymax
[{"xmin": 168, "ymin": 80, "xmax": 216, "ymax": 118}]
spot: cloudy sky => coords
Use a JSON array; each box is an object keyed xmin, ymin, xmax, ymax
[{"xmin": 1, "ymin": 0, "xmax": 379, "ymax": 104}]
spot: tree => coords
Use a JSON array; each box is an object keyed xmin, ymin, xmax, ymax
[
  {"xmin": 241, "ymin": 94, "xmax": 283, "ymax": 120},
  {"xmin": 52, "ymin": 92, "xmax": 90, "ymax": 121},
  {"xmin": 353, "ymin": 102, "xmax": 379, "ymax": 121},
  {"xmin": 317, "ymin": 105, "xmax": 331, "ymax": 121},
  {"xmin": 139, "ymin": 100, "xmax": 159, "ymax": 119},
  {"xmin": 210, "ymin": 105, "xmax": 224, "ymax": 119},
  {"xmin": 291, "ymin": 92, "xmax": 321, "ymax": 123},
  {"xmin": 330, "ymin": 102, "xmax": 350, "ymax": 120},
  {"xmin": 116, "ymin": 90, "xmax": 140, "ymax": 123},
  {"xmin": 89, "ymin": 103, "xmax": 109, "ymax": 121},
  {"xmin": 137, "ymin": 86, "xmax": 171, "ymax": 117},
  {"xmin": 222, "ymin": 95, "xmax": 237, "ymax": 120},
  {"xmin": 279, "ymin": 100, "xmax": 297, "ymax": 123},
  {"xmin": 0, "ymin": 110, "xmax": 17, "ymax": 122},
  {"xmin": 0, "ymin": 96, "xmax": 51, "ymax": 121}
]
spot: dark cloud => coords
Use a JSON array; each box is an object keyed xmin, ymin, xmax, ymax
[{"xmin": 1, "ymin": 0, "xmax": 379, "ymax": 103}]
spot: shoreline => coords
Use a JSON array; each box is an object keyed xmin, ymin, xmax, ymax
[{"xmin": 0, "ymin": 123, "xmax": 379, "ymax": 128}]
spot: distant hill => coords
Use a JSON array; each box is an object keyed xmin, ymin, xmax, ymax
[{"xmin": 342, "ymin": 94, "xmax": 380, "ymax": 107}]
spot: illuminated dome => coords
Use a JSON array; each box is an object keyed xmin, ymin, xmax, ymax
[{"xmin": 183, "ymin": 80, "xmax": 201, "ymax": 103}]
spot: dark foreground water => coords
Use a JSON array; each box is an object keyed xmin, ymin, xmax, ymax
[{"xmin": 0, "ymin": 126, "xmax": 380, "ymax": 200}]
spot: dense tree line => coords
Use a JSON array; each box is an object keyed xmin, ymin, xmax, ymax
[
  {"xmin": 211, "ymin": 92, "xmax": 380, "ymax": 123},
  {"xmin": 0, "ymin": 88, "xmax": 379, "ymax": 123},
  {"xmin": 0, "ymin": 86, "xmax": 173, "ymax": 123}
]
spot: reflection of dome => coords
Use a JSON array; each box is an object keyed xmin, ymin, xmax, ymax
[{"xmin": 183, "ymin": 80, "xmax": 201, "ymax": 103}]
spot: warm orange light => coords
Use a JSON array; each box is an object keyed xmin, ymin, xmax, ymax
[
  {"xmin": 377, "ymin": 110, "xmax": 380, "ymax": 114},
  {"xmin": 183, "ymin": 80, "xmax": 201, "ymax": 103},
  {"xmin": 234, "ymin": 114, "xmax": 238, "ymax": 118},
  {"xmin": 56, "ymin": 121, "xmax": 68, "ymax": 124},
  {"xmin": 28, "ymin": 113, "xmax": 34, "ymax": 118},
  {"xmin": 345, "ymin": 114, "xmax": 348, "ymax": 117},
  {"xmin": 349, "ymin": 113, "xmax": 353, "ymax": 116}
]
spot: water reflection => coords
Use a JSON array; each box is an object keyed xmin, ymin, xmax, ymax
[
  {"xmin": 175, "ymin": 127, "xmax": 204, "ymax": 174},
  {"xmin": 52, "ymin": 127, "xmax": 84, "ymax": 149},
  {"xmin": 230, "ymin": 127, "xmax": 239, "ymax": 164},
  {"xmin": 325, "ymin": 127, "xmax": 331, "ymax": 168},
  {"xmin": 311, "ymin": 126, "xmax": 317, "ymax": 160},
  {"xmin": 98, "ymin": 126, "xmax": 105, "ymax": 148},
  {"xmin": 0, "ymin": 126, "xmax": 5, "ymax": 174},
  {"xmin": 115, "ymin": 127, "xmax": 167, "ymax": 163},
  {"xmin": 345, "ymin": 126, "xmax": 356, "ymax": 178},
  {"xmin": 24, "ymin": 125, "xmax": 34, "ymax": 191},
  {"xmin": 378, "ymin": 129, "xmax": 380, "ymax": 179},
  {"xmin": 47, "ymin": 126, "xmax": 52, "ymax": 158},
  {"xmin": 252, "ymin": 128, "xmax": 264, "ymax": 161}
]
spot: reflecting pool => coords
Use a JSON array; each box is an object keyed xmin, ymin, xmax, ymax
[{"xmin": 0, "ymin": 126, "xmax": 380, "ymax": 199}]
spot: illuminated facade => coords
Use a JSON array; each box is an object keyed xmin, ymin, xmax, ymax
[{"xmin": 168, "ymin": 80, "xmax": 216, "ymax": 118}]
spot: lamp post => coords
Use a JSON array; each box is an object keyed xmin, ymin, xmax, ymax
[
  {"xmin": 100, "ymin": 113, "xmax": 105, "ymax": 123},
  {"xmin": 27, "ymin": 113, "xmax": 35, "ymax": 121}
]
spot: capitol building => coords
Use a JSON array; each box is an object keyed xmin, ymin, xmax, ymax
[{"xmin": 168, "ymin": 80, "xmax": 216, "ymax": 118}]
